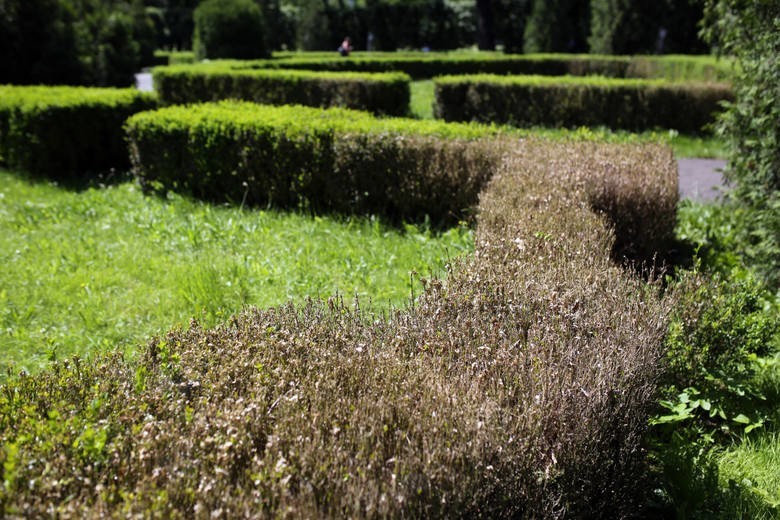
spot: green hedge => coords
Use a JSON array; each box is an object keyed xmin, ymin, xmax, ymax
[
  {"xmin": 151, "ymin": 50, "xmax": 196, "ymax": 66},
  {"xmin": 255, "ymin": 52, "xmax": 735, "ymax": 81},
  {"xmin": 434, "ymin": 74, "xmax": 734, "ymax": 133},
  {"xmin": 125, "ymin": 101, "xmax": 678, "ymax": 259},
  {"xmin": 0, "ymin": 85, "xmax": 158, "ymax": 179},
  {"xmin": 153, "ymin": 64, "xmax": 411, "ymax": 116},
  {"xmin": 126, "ymin": 101, "xmax": 508, "ymax": 226}
]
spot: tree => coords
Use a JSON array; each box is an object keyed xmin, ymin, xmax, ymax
[
  {"xmin": 0, "ymin": 0, "xmax": 85, "ymax": 85},
  {"xmin": 524, "ymin": 0, "xmax": 589, "ymax": 53},
  {"xmin": 495, "ymin": 0, "xmax": 531, "ymax": 53},
  {"xmin": 701, "ymin": 0, "xmax": 780, "ymax": 288},
  {"xmin": 0, "ymin": 0, "xmax": 157, "ymax": 86},
  {"xmin": 476, "ymin": 0, "xmax": 496, "ymax": 50},
  {"xmin": 589, "ymin": 0, "xmax": 708, "ymax": 55},
  {"xmin": 588, "ymin": 0, "xmax": 662, "ymax": 54},
  {"xmin": 193, "ymin": 0, "xmax": 270, "ymax": 59}
]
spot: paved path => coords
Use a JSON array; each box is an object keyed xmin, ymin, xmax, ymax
[
  {"xmin": 677, "ymin": 158, "xmax": 728, "ymax": 202},
  {"xmin": 135, "ymin": 72, "xmax": 727, "ymax": 201},
  {"xmin": 135, "ymin": 72, "xmax": 153, "ymax": 92}
]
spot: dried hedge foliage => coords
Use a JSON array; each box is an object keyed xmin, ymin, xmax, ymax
[{"xmin": 0, "ymin": 139, "xmax": 678, "ymax": 518}]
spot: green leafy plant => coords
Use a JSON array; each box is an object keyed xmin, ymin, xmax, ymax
[
  {"xmin": 701, "ymin": 0, "xmax": 780, "ymax": 289},
  {"xmin": 659, "ymin": 273, "xmax": 777, "ymax": 435}
]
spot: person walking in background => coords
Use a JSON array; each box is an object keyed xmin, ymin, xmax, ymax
[{"xmin": 338, "ymin": 36, "xmax": 352, "ymax": 56}]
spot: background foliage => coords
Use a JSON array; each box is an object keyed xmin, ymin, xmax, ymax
[
  {"xmin": 701, "ymin": 0, "xmax": 780, "ymax": 290},
  {"xmin": 0, "ymin": 0, "xmax": 714, "ymax": 88},
  {"xmin": 193, "ymin": 0, "xmax": 269, "ymax": 60}
]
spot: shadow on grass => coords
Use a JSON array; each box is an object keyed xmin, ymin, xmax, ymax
[{"xmin": 2, "ymin": 166, "xmax": 136, "ymax": 192}]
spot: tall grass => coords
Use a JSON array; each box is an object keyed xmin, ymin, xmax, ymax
[
  {"xmin": 0, "ymin": 170, "xmax": 472, "ymax": 374},
  {"xmin": 718, "ymin": 431, "xmax": 780, "ymax": 518}
]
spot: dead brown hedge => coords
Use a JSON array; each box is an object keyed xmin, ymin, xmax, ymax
[{"xmin": 0, "ymin": 140, "xmax": 677, "ymax": 518}]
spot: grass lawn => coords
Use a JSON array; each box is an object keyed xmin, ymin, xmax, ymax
[{"xmin": 0, "ymin": 170, "xmax": 473, "ymax": 374}]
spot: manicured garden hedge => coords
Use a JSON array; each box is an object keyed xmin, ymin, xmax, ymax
[
  {"xmin": 434, "ymin": 74, "xmax": 733, "ymax": 133},
  {"xmin": 0, "ymin": 136, "xmax": 679, "ymax": 517},
  {"xmin": 153, "ymin": 64, "xmax": 410, "ymax": 116},
  {"xmin": 0, "ymin": 85, "xmax": 158, "ymax": 179},
  {"xmin": 151, "ymin": 50, "xmax": 196, "ymax": 66},
  {"xmin": 256, "ymin": 52, "xmax": 734, "ymax": 81},
  {"xmin": 126, "ymin": 101, "xmax": 677, "ymax": 261},
  {"xmin": 126, "ymin": 101, "xmax": 505, "ymax": 226}
]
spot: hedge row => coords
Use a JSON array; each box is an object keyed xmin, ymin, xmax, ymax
[
  {"xmin": 0, "ymin": 85, "xmax": 158, "ymax": 179},
  {"xmin": 153, "ymin": 64, "xmax": 410, "ymax": 116},
  {"xmin": 434, "ymin": 74, "xmax": 734, "ymax": 133},
  {"xmin": 125, "ymin": 101, "xmax": 677, "ymax": 261},
  {"xmin": 151, "ymin": 50, "xmax": 196, "ymax": 66},
  {"xmin": 0, "ymin": 137, "xmax": 679, "ymax": 517},
  {"xmin": 254, "ymin": 52, "xmax": 735, "ymax": 81},
  {"xmin": 125, "ymin": 101, "xmax": 506, "ymax": 227}
]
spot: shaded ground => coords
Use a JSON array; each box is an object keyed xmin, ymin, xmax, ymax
[{"xmin": 133, "ymin": 72, "xmax": 728, "ymax": 202}]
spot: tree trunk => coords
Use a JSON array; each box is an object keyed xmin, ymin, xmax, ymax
[{"xmin": 476, "ymin": 0, "xmax": 496, "ymax": 50}]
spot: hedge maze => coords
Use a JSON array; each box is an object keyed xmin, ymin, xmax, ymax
[
  {"xmin": 434, "ymin": 74, "xmax": 733, "ymax": 133},
  {"xmin": 0, "ymin": 53, "xmax": 700, "ymax": 516},
  {"xmin": 152, "ymin": 53, "xmax": 733, "ymax": 133}
]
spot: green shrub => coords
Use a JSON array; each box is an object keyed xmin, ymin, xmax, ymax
[
  {"xmin": 126, "ymin": 102, "xmax": 679, "ymax": 260},
  {"xmin": 126, "ymin": 102, "xmax": 503, "ymax": 226},
  {"xmin": 153, "ymin": 50, "xmax": 196, "ymax": 65},
  {"xmin": 626, "ymin": 54, "xmax": 735, "ymax": 83},
  {"xmin": 258, "ymin": 52, "xmax": 734, "ymax": 81},
  {"xmin": 434, "ymin": 74, "xmax": 733, "ymax": 133},
  {"xmin": 193, "ymin": 0, "xmax": 269, "ymax": 60},
  {"xmin": 0, "ymin": 86, "xmax": 158, "ymax": 179},
  {"xmin": 153, "ymin": 64, "xmax": 411, "ymax": 116},
  {"xmin": 0, "ymin": 138, "xmax": 678, "ymax": 517},
  {"xmin": 701, "ymin": 0, "xmax": 780, "ymax": 290}
]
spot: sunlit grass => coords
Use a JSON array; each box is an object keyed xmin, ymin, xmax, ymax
[
  {"xmin": 718, "ymin": 430, "xmax": 780, "ymax": 518},
  {"xmin": 0, "ymin": 170, "xmax": 473, "ymax": 374},
  {"xmin": 410, "ymin": 80, "xmax": 435, "ymax": 119}
]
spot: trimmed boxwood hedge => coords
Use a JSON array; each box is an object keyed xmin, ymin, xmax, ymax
[
  {"xmin": 433, "ymin": 74, "xmax": 734, "ymax": 133},
  {"xmin": 125, "ymin": 101, "xmax": 677, "ymax": 262},
  {"xmin": 0, "ymin": 85, "xmax": 158, "ymax": 179},
  {"xmin": 254, "ymin": 52, "xmax": 735, "ymax": 82},
  {"xmin": 153, "ymin": 65, "xmax": 411, "ymax": 116},
  {"xmin": 125, "ymin": 101, "xmax": 506, "ymax": 226},
  {"xmin": 151, "ymin": 50, "xmax": 196, "ymax": 66}
]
